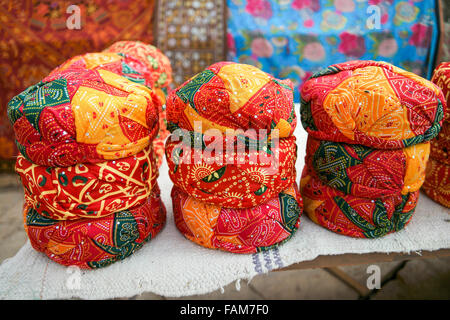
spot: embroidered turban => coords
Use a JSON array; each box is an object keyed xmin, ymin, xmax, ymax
[
  {"xmin": 300, "ymin": 60, "xmax": 446, "ymax": 238},
  {"xmin": 166, "ymin": 62, "xmax": 302, "ymax": 253},
  {"xmin": 172, "ymin": 185, "xmax": 301, "ymax": 253},
  {"xmin": 7, "ymin": 66, "xmax": 161, "ymax": 167},
  {"xmin": 24, "ymin": 193, "xmax": 166, "ymax": 269},
  {"xmin": 301, "ymin": 137, "xmax": 428, "ymax": 238},
  {"xmin": 422, "ymin": 62, "xmax": 450, "ymax": 207},
  {"xmin": 16, "ymin": 147, "xmax": 157, "ymax": 220},
  {"xmin": 103, "ymin": 41, "xmax": 173, "ymax": 168}
]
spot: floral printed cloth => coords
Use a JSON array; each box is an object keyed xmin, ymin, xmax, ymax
[
  {"xmin": 227, "ymin": 0, "xmax": 440, "ymax": 102},
  {"xmin": 7, "ymin": 65, "xmax": 161, "ymax": 167},
  {"xmin": 300, "ymin": 60, "xmax": 446, "ymax": 238},
  {"xmin": 165, "ymin": 62, "xmax": 303, "ymax": 253},
  {"xmin": 422, "ymin": 62, "xmax": 450, "ymax": 208}
]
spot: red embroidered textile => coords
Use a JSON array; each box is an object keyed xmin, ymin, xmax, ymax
[{"xmin": 0, "ymin": 1, "xmax": 156, "ymax": 167}]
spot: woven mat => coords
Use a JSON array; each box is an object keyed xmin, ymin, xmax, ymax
[{"xmin": 1, "ymin": 108, "xmax": 449, "ymax": 300}]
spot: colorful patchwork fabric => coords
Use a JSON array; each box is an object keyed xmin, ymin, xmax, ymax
[
  {"xmin": 103, "ymin": 41, "xmax": 173, "ymax": 168},
  {"xmin": 48, "ymin": 50, "xmax": 168, "ymax": 168},
  {"xmin": 300, "ymin": 136, "xmax": 428, "ymax": 238},
  {"xmin": 423, "ymin": 62, "xmax": 450, "ymax": 207},
  {"xmin": 305, "ymin": 137, "xmax": 430, "ymax": 198},
  {"xmin": 172, "ymin": 184, "xmax": 302, "ymax": 253},
  {"xmin": 166, "ymin": 62, "xmax": 302, "ymax": 252},
  {"xmin": 7, "ymin": 66, "xmax": 160, "ymax": 167},
  {"xmin": 16, "ymin": 147, "xmax": 157, "ymax": 220},
  {"xmin": 300, "ymin": 60, "xmax": 446, "ymax": 149},
  {"xmin": 301, "ymin": 166, "xmax": 419, "ymax": 238},
  {"xmin": 299, "ymin": 60, "xmax": 441, "ymax": 238},
  {"xmin": 152, "ymin": 110, "xmax": 170, "ymax": 168},
  {"xmin": 166, "ymin": 61, "xmax": 296, "ymax": 135},
  {"xmin": 24, "ymin": 193, "xmax": 166, "ymax": 269}
]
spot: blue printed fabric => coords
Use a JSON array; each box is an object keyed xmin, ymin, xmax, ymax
[{"xmin": 227, "ymin": 0, "xmax": 440, "ymax": 101}]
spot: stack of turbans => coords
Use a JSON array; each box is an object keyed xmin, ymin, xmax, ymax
[
  {"xmin": 7, "ymin": 41, "xmax": 169, "ymax": 269},
  {"xmin": 422, "ymin": 62, "xmax": 450, "ymax": 208},
  {"xmin": 299, "ymin": 60, "xmax": 446, "ymax": 238},
  {"xmin": 165, "ymin": 62, "xmax": 303, "ymax": 253}
]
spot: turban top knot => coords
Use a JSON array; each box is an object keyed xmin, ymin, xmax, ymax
[
  {"xmin": 300, "ymin": 60, "xmax": 446, "ymax": 238},
  {"xmin": 165, "ymin": 62, "xmax": 303, "ymax": 253},
  {"xmin": 103, "ymin": 40, "xmax": 174, "ymax": 167}
]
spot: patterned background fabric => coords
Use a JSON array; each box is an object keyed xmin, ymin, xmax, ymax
[
  {"xmin": 1, "ymin": 1, "xmax": 447, "ymax": 169},
  {"xmin": 0, "ymin": 0, "xmax": 156, "ymax": 170},
  {"xmin": 299, "ymin": 60, "xmax": 445, "ymax": 238},
  {"xmin": 165, "ymin": 62, "xmax": 298, "ymax": 208},
  {"xmin": 165, "ymin": 62, "xmax": 303, "ymax": 253},
  {"xmin": 227, "ymin": 0, "xmax": 441, "ymax": 102}
]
